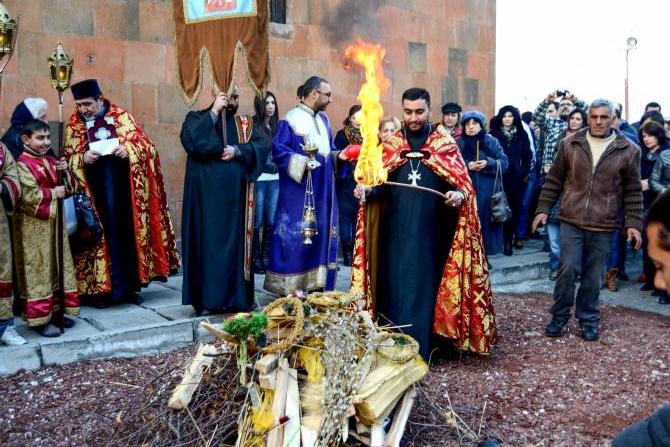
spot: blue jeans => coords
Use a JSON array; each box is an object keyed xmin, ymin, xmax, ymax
[
  {"xmin": 547, "ymin": 222, "xmax": 560, "ymax": 271},
  {"xmin": 517, "ymin": 170, "xmax": 539, "ymax": 239},
  {"xmin": 254, "ymin": 180, "xmax": 279, "ymax": 229},
  {"xmin": 0, "ymin": 317, "xmax": 13, "ymax": 338}
]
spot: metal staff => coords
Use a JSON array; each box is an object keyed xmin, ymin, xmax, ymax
[{"xmin": 47, "ymin": 42, "xmax": 74, "ymax": 333}]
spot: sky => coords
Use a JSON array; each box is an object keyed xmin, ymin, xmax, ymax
[{"xmin": 496, "ymin": 0, "xmax": 668, "ymax": 121}]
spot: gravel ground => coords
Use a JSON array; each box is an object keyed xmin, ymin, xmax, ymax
[{"xmin": 1, "ymin": 292, "xmax": 669, "ymax": 446}]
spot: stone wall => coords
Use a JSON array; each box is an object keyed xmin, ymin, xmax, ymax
[{"xmin": 1, "ymin": 0, "xmax": 496, "ymax": 235}]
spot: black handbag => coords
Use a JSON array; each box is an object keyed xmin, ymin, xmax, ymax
[
  {"xmin": 490, "ymin": 160, "xmax": 512, "ymax": 223},
  {"xmin": 70, "ymin": 192, "xmax": 102, "ymax": 247}
]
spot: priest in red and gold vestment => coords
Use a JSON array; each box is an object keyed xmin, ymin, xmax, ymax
[
  {"xmin": 350, "ymin": 88, "xmax": 497, "ymax": 359},
  {"xmin": 63, "ymin": 79, "xmax": 180, "ymax": 306}
]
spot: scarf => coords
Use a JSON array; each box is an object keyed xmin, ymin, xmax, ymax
[
  {"xmin": 343, "ymin": 124, "xmax": 363, "ymax": 145},
  {"xmin": 502, "ymin": 126, "xmax": 517, "ymax": 142}
]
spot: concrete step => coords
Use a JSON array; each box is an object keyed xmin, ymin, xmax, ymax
[{"xmin": 0, "ymin": 239, "xmax": 599, "ymax": 376}]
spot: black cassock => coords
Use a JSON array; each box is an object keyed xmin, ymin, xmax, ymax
[{"xmin": 180, "ymin": 109, "xmax": 268, "ymax": 312}]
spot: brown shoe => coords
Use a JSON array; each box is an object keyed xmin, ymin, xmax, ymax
[{"xmin": 606, "ymin": 268, "xmax": 618, "ymax": 292}]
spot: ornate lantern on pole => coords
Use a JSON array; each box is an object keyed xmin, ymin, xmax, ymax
[
  {"xmin": 0, "ymin": 2, "xmax": 19, "ymax": 96},
  {"xmin": 47, "ymin": 42, "xmax": 74, "ymax": 334}
]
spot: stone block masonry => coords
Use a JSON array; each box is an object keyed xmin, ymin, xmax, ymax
[{"xmin": 0, "ymin": 0, "xmax": 496, "ymax": 236}]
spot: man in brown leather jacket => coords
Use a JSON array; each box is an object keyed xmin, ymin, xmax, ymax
[{"xmin": 532, "ymin": 98, "xmax": 643, "ymax": 341}]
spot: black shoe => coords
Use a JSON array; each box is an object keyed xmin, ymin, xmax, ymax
[
  {"xmin": 62, "ymin": 316, "xmax": 76, "ymax": 328},
  {"xmin": 125, "ymin": 293, "xmax": 144, "ymax": 305},
  {"xmin": 35, "ymin": 323, "xmax": 62, "ymax": 338},
  {"xmin": 659, "ymin": 295, "xmax": 670, "ymax": 305},
  {"xmin": 542, "ymin": 242, "xmax": 550, "ymax": 252},
  {"xmin": 503, "ymin": 242, "xmax": 513, "ymax": 257},
  {"xmin": 617, "ymin": 271, "xmax": 629, "ymax": 281},
  {"xmin": 93, "ymin": 298, "xmax": 109, "ymax": 309},
  {"xmin": 580, "ymin": 326, "xmax": 599, "ymax": 341},
  {"xmin": 641, "ymin": 283, "xmax": 655, "ymax": 291},
  {"xmin": 652, "ymin": 289, "xmax": 664, "ymax": 297},
  {"xmin": 544, "ymin": 320, "xmax": 566, "ymax": 337}
]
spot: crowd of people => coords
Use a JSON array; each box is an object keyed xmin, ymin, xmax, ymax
[
  {"xmin": 1, "ymin": 79, "xmax": 180, "ymax": 344},
  {"xmin": 0, "ymin": 74, "xmax": 668, "ymax": 361}
]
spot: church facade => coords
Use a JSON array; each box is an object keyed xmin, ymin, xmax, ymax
[{"xmin": 0, "ymin": 0, "xmax": 496, "ymax": 236}]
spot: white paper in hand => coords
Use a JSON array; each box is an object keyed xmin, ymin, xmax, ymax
[{"xmin": 86, "ymin": 117, "xmax": 119, "ymax": 156}]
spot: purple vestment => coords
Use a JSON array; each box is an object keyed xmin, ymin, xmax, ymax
[{"xmin": 264, "ymin": 104, "xmax": 339, "ymax": 295}]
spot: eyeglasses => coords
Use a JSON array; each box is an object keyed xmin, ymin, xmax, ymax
[{"xmin": 317, "ymin": 90, "xmax": 332, "ymax": 98}]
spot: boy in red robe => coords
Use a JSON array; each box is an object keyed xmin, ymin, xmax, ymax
[{"xmin": 13, "ymin": 120, "xmax": 79, "ymax": 337}]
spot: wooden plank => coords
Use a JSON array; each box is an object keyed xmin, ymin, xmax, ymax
[
  {"xmin": 283, "ymin": 368, "xmax": 300, "ymax": 447},
  {"xmin": 259, "ymin": 370, "xmax": 277, "ymax": 390},
  {"xmin": 384, "ymin": 388, "xmax": 417, "ymax": 447},
  {"xmin": 370, "ymin": 424, "xmax": 386, "ymax": 447},
  {"xmin": 255, "ymin": 354, "xmax": 278, "ymax": 374},
  {"xmin": 167, "ymin": 344, "xmax": 218, "ymax": 410},
  {"xmin": 266, "ymin": 358, "xmax": 289, "ymax": 447}
]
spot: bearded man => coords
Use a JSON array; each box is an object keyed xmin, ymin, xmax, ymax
[
  {"xmin": 63, "ymin": 79, "xmax": 180, "ymax": 307},
  {"xmin": 180, "ymin": 84, "xmax": 268, "ymax": 314},
  {"xmin": 264, "ymin": 76, "xmax": 341, "ymax": 295},
  {"xmin": 351, "ymin": 87, "xmax": 497, "ymax": 360}
]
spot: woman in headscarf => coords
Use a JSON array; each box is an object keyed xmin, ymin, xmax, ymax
[
  {"xmin": 334, "ymin": 105, "xmax": 363, "ymax": 267},
  {"xmin": 490, "ymin": 105, "xmax": 533, "ymax": 256},
  {"xmin": 1, "ymin": 98, "xmax": 49, "ymax": 159},
  {"xmin": 457, "ymin": 110, "xmax": 509, "ymax": 257}
]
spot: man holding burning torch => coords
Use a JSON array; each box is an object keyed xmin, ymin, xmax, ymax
[{"xmin": 351, "ymin": 87, "xmax": 497, "ymax": 360}]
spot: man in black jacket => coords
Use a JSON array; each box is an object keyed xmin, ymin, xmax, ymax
[{"xmin": 612, "ymin": 190, "xmax": 670, "ymax": 446}]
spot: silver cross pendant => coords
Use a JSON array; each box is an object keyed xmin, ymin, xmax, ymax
[{"xmin": 408, "ymin": 170, "xmax": 421, "ymax": 186}]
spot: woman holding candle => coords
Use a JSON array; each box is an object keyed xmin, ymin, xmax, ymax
[{"xmin": 457, "ymin": 110, "xmax": 509, "ymax": 257}]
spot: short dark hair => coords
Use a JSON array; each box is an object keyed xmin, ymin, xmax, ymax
[
  {"xmin": 638, "ymin": 121, "xmax": 667, "ymax": 148},
  {"xmin": 521, "ymin": 111, "xmax": 533, "ymax": 124},
  {"xmin": 343, "ymin": 104, "xmax": 362, "ymax": 126},
  {"xmin": 647, "ymin": 190, "xmax": 670, "ymax": 251},
  {"xmin": 297, "ymin": 85, "xmax": 304, "ymax": 99},
  {"xmin": 641, "ymin": 110, "xmax": 665, "ymax": 126},
  {"xmin": 568, "ymin": 108, "xmax": 588, "ymax": 129},
  {"xmin": 646, "ymin": 101, "xmax": 662, "ymax": 112},
  {"xmin": 401, "ymin": 88, "xmax": 431, "ymax": 108},
  {"xmin": 301, "ymin": 76, "xmax": 328, "ymax": 97},
  {"xmin": 21, "ymin": 119, "xmax": 50, "ymax": 137}
]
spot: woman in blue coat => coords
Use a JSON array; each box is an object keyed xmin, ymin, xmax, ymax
[{"xmin": 457, "ymin": 110, "xmax": 509, "ymax": 256}]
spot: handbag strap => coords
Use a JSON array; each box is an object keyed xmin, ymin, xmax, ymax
[{"xmin": 493, "ymin": 160, "xmax": 503, "ymax": 193}]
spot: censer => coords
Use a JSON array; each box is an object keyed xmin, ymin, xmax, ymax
[{"xmin": 301, "ymin": 138, "xmax": 319, "ymax": 245}]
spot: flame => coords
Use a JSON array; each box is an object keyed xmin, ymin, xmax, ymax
[{"xmin": 344, "ymin": 38, "xmax": 390, "ymax": 186}]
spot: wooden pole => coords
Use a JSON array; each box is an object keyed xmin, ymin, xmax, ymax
[{"xmin": 57, "ymin": 91, "xmax": 65, "ymax": 333}]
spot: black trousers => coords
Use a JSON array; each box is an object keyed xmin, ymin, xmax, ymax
[{"xmin": 551, "ymin": 223, "xmax": 613, "ymax": 328}]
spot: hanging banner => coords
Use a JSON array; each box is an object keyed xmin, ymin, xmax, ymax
[
  {"xmin": 173, "ymin": 0, "xmax": 270, "ymax": 103},
  {"xmin": 184, "ymin": 0, "xmax": 257, "ymax": 23}
]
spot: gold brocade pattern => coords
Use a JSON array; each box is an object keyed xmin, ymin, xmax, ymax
[
  {"xmin": 287, "ymin": 154, "xmax": 309, "ymax": 183},
  {"xmin": 264, "ymin": 266, "xmax": 328, "ymax": 296},
  {"xmin": 12, "ymin": 157, "xmax": 79, "ymax": 326},
  {"xmin": 63, "ymin": 101, "xmax": 180, "ymax": 295},
  {"xmin": 350, "ymin": 130, "xmax": 497, "ymax": 354},
  {"xmin": 0, "ymin": 144, "xmax": 19, "ymax": 320}
]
